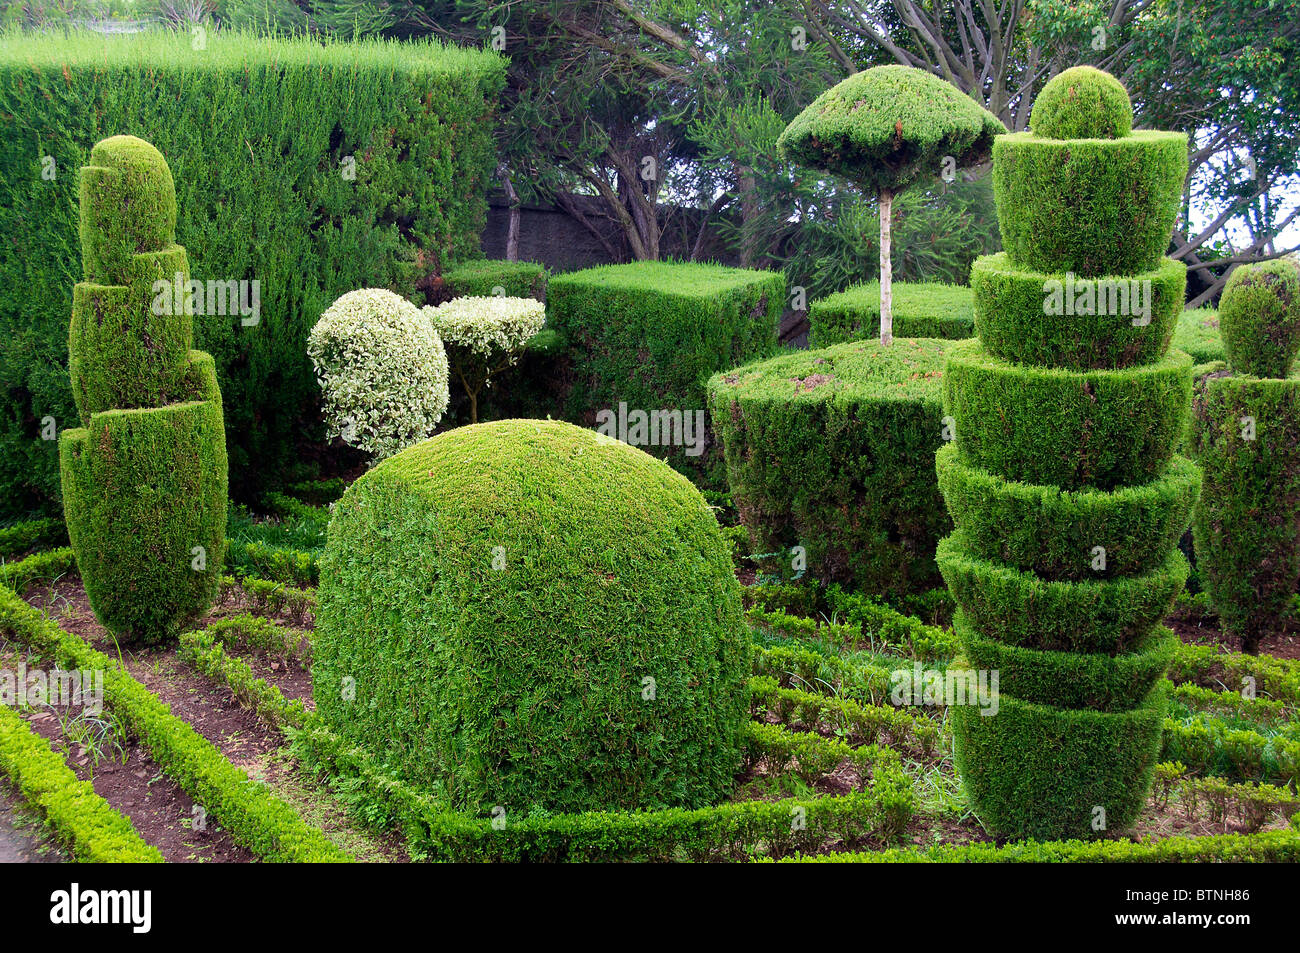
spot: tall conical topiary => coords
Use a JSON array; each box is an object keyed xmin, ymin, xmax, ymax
[
  {"xmin": 59, "ymin": 135, "xmax": 227, "ymax": 645},
  {"xmin": 936, "ymin": 68, "xmax": 1198, "ymax": 840}
]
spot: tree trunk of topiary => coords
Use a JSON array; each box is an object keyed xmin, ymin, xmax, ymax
[{"xmin": 879, "ymin": 187, "xmax": 893, "ymax": 346}]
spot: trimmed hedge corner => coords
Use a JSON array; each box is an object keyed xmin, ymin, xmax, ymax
[
  {"xmin": 546, "ymin": 261, "xmax": 783, "ymax": 483},
  {"xmin": 709, "ymin": 338, "xmax": 953, "ymax": 597},
  {"xmin": 809, "ymin": 282, "xmax": 974, "ymax": 347},
  {"xmin": 442, "ymin": 259, "xmax": 548, "ymax": 301},
  {"xmin": 314, "ymin": 418, "xmax": 751, "ymax": 814}
]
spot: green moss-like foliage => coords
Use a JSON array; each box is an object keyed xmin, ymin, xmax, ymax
[
  {"xmin": 993, "ymin": 131, "xmax": 1188, "ymax": 276},
  {"xmin": 956, "ymin": 613, "xmax": 1175, "ymax": 712},
  {"xmin": 777, "ymin": 65, "xmax": 1004, "ymax": 195},
  {"xmin": 1030, "ymin": 66, "xmax": 1133, "ymax": 140},
  {"xmin": 1218, "ymin": 258, "xmax": 1300, "ymax": 379},
  {"xmin": 936, "ymin": 444, "xmax": 1200, "ymax": 581},
  {"xmin": 937, "ymin": 534, "xmax": 1188, "ymax": 654},
  {"xmin": 938, "ymin": 68, "xmax": 1195, "ymax": 840},
  {"xmin": 951, "ymin": 682, "xmax": 1168, "ymax": 841},
  {"xmin": 943, "ymin": 340, "xmax": 1192, "ymax": 490},
  {"xmin": 1171, "ymin": 308, "xmax": 1226, "ymax": 365},
  {"xmin": 1192, "ymin": 373, "xmax": 1300, "ymax": 653},
  {"xmin": 547, "ymin": 261, "xmax": 783, "ymax": 485},
  {"xmin": 809, "ymin": 281, "xmax": 973, "ymax": 346},
  {"xmin": 77, "ymin": 135, "xmax": 177, "ymax": 285},
  {"xmin": 707, "ymin": 338, "xmax": 952, "ymax": 597},
  {"xmin": 59, "ymin": 136, "xmax": 227, "ymax": 644},
  {"xmin": 971, "ymin": 253, "xmax": 1185, "ymax": 370},
  {"xmin": 313, "ymin": 418, "xmax": 750, "ymax": 814},
  {"xmin": 443, "ymin": 259, "xmax": 548, "ymax": 301}
]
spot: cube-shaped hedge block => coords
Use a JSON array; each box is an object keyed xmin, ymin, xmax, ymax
[
  {"xmin": 548, "ymin": 261, "xmax": 783, "ymax": 482},
  {"xmin": 708, "ymin": 337, "xmax": 952, "ymax": 597},
  {"xmin": 809, "ymin": 281, "xmax": 974, "ymax": 347},
  {"xmin": 443, "ymin": 259, "xmax": 548, "ymax": 301}
]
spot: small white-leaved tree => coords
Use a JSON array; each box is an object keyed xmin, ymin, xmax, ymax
[
  {"xmin": 423, "ymin": 296, "xmax": 546, "ymax": 424},
  {"xmin": 308, "ymin": 288, "xmax": 450, "ymax": 460}
]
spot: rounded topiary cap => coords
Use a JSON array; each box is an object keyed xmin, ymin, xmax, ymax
[
  {"xmin": 1219, "ymin": 257, "xmax": 1300, "ymax": 378},
  {"xmin": 79, "ymin": 134, "xmax": 178, "ymax": 284},
  {"xmin": 777, "ymin": 64, "xmax": 1005, "ymax": 193},
  {"xmin": 1031, "ymin": 66, "xmax": 1133, "ymax": 140}
]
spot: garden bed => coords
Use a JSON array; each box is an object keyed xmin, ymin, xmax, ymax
[{"xmin": 4, "ymin": 521, "xmax": 1297, "ymax": 863}]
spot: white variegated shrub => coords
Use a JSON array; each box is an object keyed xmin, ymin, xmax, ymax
[{"xmin": 308, "ymin": 289, "xmax": 449, "ymax": 460}]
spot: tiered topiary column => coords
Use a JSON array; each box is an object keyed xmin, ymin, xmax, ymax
[
  {"xmin": 59, "ymin": 135, "xmax": 227, "ymax": 645},
  {"xmin": 935, "ymin": 67, "xmax": 1200, "ymax": 840}
]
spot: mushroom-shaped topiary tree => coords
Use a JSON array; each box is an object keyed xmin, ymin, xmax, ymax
[
  {"xmin": 778, "ymin": 65, "xmax": 1005, "ymax": 345},
  {"xmin": 423, "ymin": 295, "xmax": 546, "ymax": 424}
]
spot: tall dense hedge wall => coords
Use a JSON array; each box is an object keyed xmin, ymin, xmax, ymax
[{"xmin": 0, "ymin": 30, "xmax": 505, "ymax": 516}]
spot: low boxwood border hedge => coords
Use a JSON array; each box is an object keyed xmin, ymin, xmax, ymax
[
  {"xmin": 0, "ymin": 702, "xmax": 163, "ymax": 862},
  {"xmin": 0, "ymin": 517, "xmax": 69, "ymax": 559},
  {"xmin": 292, "ymin": 720, "xmax": 914, "ymax": 862},
  {"xmin": 777, "ymin": 825, "xmax": 1300, "ymax": 862},
  {"xmin": 0, "ymin": 579, "xmax": 350, "ymax": 862}
]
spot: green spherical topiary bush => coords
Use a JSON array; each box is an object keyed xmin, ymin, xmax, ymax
[
  {"xmin": 1218, "ymin": 257, "xmax": 1300, "ymax": 378},
  {"xmin": 313, "ymin": 418, "xmax": 751, "ymax": 814},
  {"xmin": 1031, "ymin": 65, "xmax": 1133, "ymax": 140}
]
